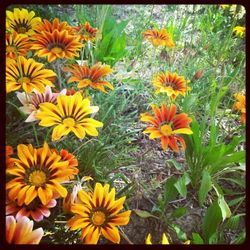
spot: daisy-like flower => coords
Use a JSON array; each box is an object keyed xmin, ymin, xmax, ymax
[
  {"xmin": 30, "ymin": 29, "xmax": 84, "ymax": 63},
  {"xmin": 152, "ymin": 71, "xmax": 191, "ymax": 101},
  {"xmin": 6, "ymin": 56, "xmax": 56, "ymax": 93},
  {"xmin": 67, "ymin": 182, "xmax": 131, "ymax": 244},
  {"xmin": 73, "ymin": 22, "xmax": 99, "ymax": 42},
  {"xmin": 6, "ymin": 31, "xmax": 31, "ymax": 59},
  {"xmin": 6, "ymin": 8, "xmax": 41, "ymax": 37},
  {"xmin": 6, "ymin": 142, "xmax": 77, "ymax": 206},
  {"xmin": 233, "ymin": 93, "xmax": 246, "ymax": 125},
  {"xmin": 6, "ymin": 145, "xmax": 15, "ymax": 169},
  {"xmin": 146, "ymin": 233, "xmax": 190, "ymax": 244},
  {"xmin": 16, "ymin": 86, "xmax": 66, "ymax": 122},
  {"xmin": 6, "ymin": 216, "xmax": 43, "ymax": 244},
  {"xmin": 6, "ymin": 196, "xmax": 57, "ymax": 222},
  {"xmin": 143, "ymin": 28, "xmax": 175, "ymax": 48},
  {"xmin": 36, "ymin": 92, "xmax": 103, "ymax": 141},
  {"xmin": 140, "ymin": 103, "xmax": 193, "ymax": 152},
  {"xmin": 64, "ymin": 63, "xmax": 113, "ymax": 93},
  {"xmin": 233, "ymin": 26, "xmax": 245, "ymax": 38}
]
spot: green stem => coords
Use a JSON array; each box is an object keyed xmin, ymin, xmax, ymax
[{"xmin": 32, "ymin": 123, "xmax": 39, "ymax": 146}]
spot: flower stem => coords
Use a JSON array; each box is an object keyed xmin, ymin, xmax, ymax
[{"xmin": 32, "ymin": 123, "xmax": 39, "ymax": 146}]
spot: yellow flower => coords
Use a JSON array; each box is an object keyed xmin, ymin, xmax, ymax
[
  {"xmin": 146, "ymin": 233, "xmax": 190, "ymax": 244},
  {"xmin": 141, "ymin": 103, "xmax": 192, "ymax": 152},
  {"xmin": 143, "ymin": 28, "xmax": 175, "ymax": 48},
  {"xmin": 233, "ymin": 26, "xmax": 245, "ymax": 38},
  {"xmin": 6, "ymin": 216, "xmax": 43, "ymax": 244},
  {"xmin": 36, "ymin": 92, "xmax": 103, "ymax": 141},
  {"xmin": 152, "ymin": 71, "xmax": 191, "ymax": 100},
  {"xmin": 6, "ymin": 142, "xmax": 77, "ymax": 206},
  {"xmin": 6, "ymin": 8, "xmax": 41, "ymax": 37},
  {"xmin": 67, "ymin": 182, "xmax": 131, "ymax": 244},
  {"xmin": 233, "ymin": 93, "xmax": 246, "ymax": 125},
  {"xmin": 64, "ymin": 63, "xmax": 114, "ymax": 93},
  {"xmin": 6, "ymin": 56, "xmax": 56, "ymax": 93}
]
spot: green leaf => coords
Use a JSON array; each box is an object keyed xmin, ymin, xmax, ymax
[
  {"xmin": 228, "ymin": 196, "xmax": 245, "ymax": 207},
  {"xmin": 232, "ymin": 231, "xmax": 246, "ymax": 244},
  {"xmin": 171, "ymin": 207, "xmax": 187, "ymax": 218},
  {"xmin": 192, "ymin": 233, "xmax": 204, "ymax": 244},
  {"xmin": 170, "ymin": 224, "xmax": 187, "ymax": 241},
  {"xmin": 164, "ymin": 176, "xmax": 178, "ymax": 203},
  {"xmin": 133, "ymin": 209, "xmax": 158, "ymax": 219},
  {"xmin": 174, "ymin": 172, "xmax": 191, "ymax": 198},
  {"xmin": 224, "ymin": 214, "xmax": 245, "ymax": 230},
  {"xmin": 198, "ymin": 170, "xmax": 212, "ymax": 206},
  {"xmin": 218, "ymin": 195, "xmax": 231, "ymax": 221},
  {"xmin": 166, "ymin": 159, "xmax": 183, "ymax": 170}
]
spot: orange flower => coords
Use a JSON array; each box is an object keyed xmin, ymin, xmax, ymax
[
  {"xmin": 152, "ymin": 72, "xmax": 191, "ymax": 101},
  {"xmin": 64, "ymin": 63, "xmax": 113, "ymax": 93},
  {"xmin": 6, "ymin": 31, "xmax": 31, "ymax": 59},
  {"xmin": 6, "ymin": 216, "xmax": 43, "ymax": 244},
  {"xmin": 233, "ymin": 93, "xmax": 246, "ymax": 125},
  {"xmin": 30, "ymin": 29, "xmax": 84, "ymax": 63},
  {"xmin": 143, "ymin": 28, "xmax": 175, "ymax": 48},
  {"xmin": 73, "ymin": 22, "xmax": 99, "ymax": 42},
  {"xmin": 140, "ymin": 103, "xmax": 192, "ymax": 152},
  {"xmin": 6, "ymin": 145, "xmax": 15, "ymax": 169}
]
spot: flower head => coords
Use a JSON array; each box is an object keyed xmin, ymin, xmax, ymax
[
  {"xmin": 16, "ymin": 86, "xmax": 66, "ymax": 122},
  {"xmin": 6, "ymin": 216, "xmax": 43, "ymax": 244},
  {"xmin": 67, "ymin": 182, "xmax": 131, "ymax": 244},
  {"xmin": 30, "ymin": 29, "xmax": 84, "ymax": 63},
  {"xmin": 6, "ymin": 8, "xmax": 41, "ymax": 37},
  {"xmin": 6, "ymin": 31, "xmax": 31, "ymax": 59},
  {"xmin": 152, "ymin": 71, "xmax": 191, "ymax": 100},
  {"xmin": 143, "ymin": 28, "xmax": 175, "ymax": 48},
  {"xmin": 73, "ymin": 22, "xmax": 99, "ymax": 42},
  {"xmin": 233, "ymin": 26, "xmax": 245, "ymax": 38},
  {"xmin": 64, "ymin": 63, "xmax": 113, "ymax": 93},
  {"xmin": 36, "ymin": 92, "xmax": 103, "ymax": 141},
  {"xmin": 6, "ymin": 56, "xmax": 56, "ymax": 93},
  {"xmin": 233, "ymin": 93, "xmax": 246, "ymax": 125},
  {"xmin": 6, "ymin": 142, "xmax": 77, "ymax": 206},
  {"xmin": 141, "ymin": 103, "xmax": 192, "ymax": 152},
  {"xmin": 6, "ymin": 145, "xmax": 15, "ymax": 169}
]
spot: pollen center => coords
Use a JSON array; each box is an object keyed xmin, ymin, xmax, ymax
[
  {"xmin": 6, "ymin": 46, "xmax": 15, "ymax": 53},
  {"xmin": 51, "ymin": 47, "xmax": 63, "ymax": 54},
  {"xmin": 91, "ymin": 211, "xmax": 106, "ymax": 226},
  {"xmin": 18, "ymin": 77, "xmax": 31, "ymax": 85},
  {"xmin": 29, "ymin": 170, "xmax": 47, "ymax": 186},
  {"xmin": 63, "ymin": 117, "xmax": 75, "ymax": 127},
  {"xmin": 17, "ymin": 26, "xmax": 27, "ymax": 34},
  {"xmin": 160, "ymin": 124, "xmax": 173, "ymax": 136}
]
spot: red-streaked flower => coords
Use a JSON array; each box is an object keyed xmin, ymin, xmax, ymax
[
  {"xmin": 233, "ymin": 93, "xmax": 246, "ymax": 125},
  {"xmin": 30, "ymin": 29, "xmax": 84, "ymax": 63},
  {"xmin": 143, "ymin": 28, "xmax": 175, "ymax": 48},
  {"xmin": 6, "ymin": 146, "xmax": 15, "ymax": 169},
  {"xmin": 64, "ymin": 63, "xmax": 113, "ymax": 93},
  {"xmin": 6, "ymin": 56, "xmax": 56, "ymax": 93},
  {"xmin": 73, "ymin": 22, "xmax": 99, "ymax": 42},
  {"xmin": 6, "ymin": 142, "xmax": 77, "ymax": 206},
  {"xmin": 36, "ymin": 92, "xmax": 103, "ymax": 141},
  {"xmin": 6, "ymin": 8, "xmax": 41, "ymax": 37},
  {"xmin": 6, "ymin": 216, "xmax": 43, "ymax": 244},
  {"xmin": 67, "ymin": 182, "xmax": 131, "ymax": 244},
  {"xmin": 140, "ymin": 103, "xmax": 192, "ymax": 152},
  {"xmin": 152, "ymin": 71, "xmax": 191, "ymax": 100},
  {"xmin": 16, "ymin": 86, "xmax": 66, "ymax": 122},
  {"xmin": 6, "ymin": 31, "xmax": 31, "ymax": 59},
  {"xmin": 233, "ymin": 26, "xmax": 245, "ymax": 38},
  {"xmin": 6, "ymin": 196, "xmax": 56, "ymax": 222}
]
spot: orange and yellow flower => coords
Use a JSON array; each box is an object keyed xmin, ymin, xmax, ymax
[
  {"xmin": 6, "ymin": 8, "xmax": 41, "ymax": 37},
  {"xmin": 143, "ymin": 28, "xmax": 175, "ymax": 48},
  {"xmin": 67, "ymin": 182, "xmax": 131, "ymax": 244},
  {"xmin": 233, "ymin": 93, "xmax": 246, "ymax": 125},
  {"xmin": 233, "ymin": 26, "xmax": 245, "ymax": 38},
  {"xmin": 6, "ymin": 145, "xmax": 15, "ymax": 169},
  {"xmin": 6, "ymin": 142, "xmax": 77, "ymax": 206},
  {"xmin": 6, "ymin": 31, "xmax": 31, "ymax": 59},
  {"xmin": 6, "ymin": 56, "xmax": 56, "ymax": 93},
  {"xmin": 64, "ymin": 63, "xmax": 113, "ymax": 93},
  {"xmin": 35, "ymin": 92, "xmax": 103, "ymax": 141},
  {"xmin": 140, "ymin": 103, "xmax": 192, "ymax": 152},
  {"xmin": 73, "ymin": 22, "xmax": 99, "ymax": 42},
  {"xmin": 30, "ymin": 29, "xmax": 83, "ymax": 63},
  {"xmin": 152, "ymin": 71, "xmax": 190, "ymax": 101}
]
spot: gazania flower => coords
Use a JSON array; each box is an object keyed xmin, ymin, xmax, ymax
[
  {"xmin": 16, "ymin": 86, "xmax": 66, "ymax": 122},
  {"xmin": 6, "ymin": 196, "xmax": 57, "ymax": 222},
  {"xmin": 140, "ymin": 103, "xmax": 192, "ymax": 152},
  {"xmin": 152, "ymin": 71, "xmax": 191, "ymax": 101},
  {"xmin": 143, "ymin": 28, "xmax": 175, "ymax": 48},
  {"xmin": 233, "ymin": 26, "xmax": 245, "ymax": 38},
  {"xmin": 6, "ymin": 216, "xmax": 43, "ymax": 244},
  {"xmin": 67, "ymin": 182, "xmax": 131, "ymax": 244},
  {"xmin": 146, "ymin": 233, "xmax": 190, "ymax": 244},
  {"xmin": 6, "ymin": 142, "xmax": 77, "ymax": 206},
  {"xmin": 6, "ymin": 31, "xmax": 31, "ymax": 59},
  {"xmin": 73, "ymin": 22, "xmax": 99, "ymax": 42},
  {"xmin": 64, "ymin": 63, "xmax": 113, "ymax": 93},
  {"xmin": 36, "ymin": 92, "xmax": 103, "ymax": 141},
  {"xmin": 30, "ymin": 29, "xmax": 83, "ymax": 63},
  {"xmin": 233, "ymin": 93, "xmax": 246, "ymax": 125},
  {"xmin": 6, "ymin": 56, "xmax": 56, "ymax": 93},
  {"xmin": 6, "ymin": 145, "xmax": 15, "ymax": 169},
  {"xmin": 6, "ymin": 8, "xmax": 41, "ymax": 37}
]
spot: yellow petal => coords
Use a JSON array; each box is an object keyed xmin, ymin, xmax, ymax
[{"xmin": 172, "ymin": 128, "xmax": 193, "ymax": 135}]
